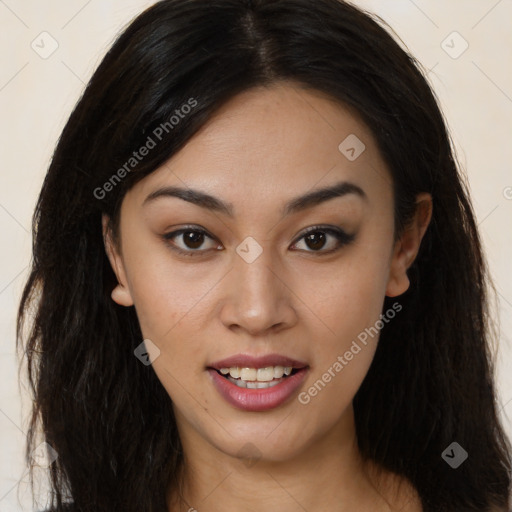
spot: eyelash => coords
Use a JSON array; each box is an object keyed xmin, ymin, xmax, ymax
[{"xmin": 162, "ymin": 225, "xmax": 355, "ymax": 257}]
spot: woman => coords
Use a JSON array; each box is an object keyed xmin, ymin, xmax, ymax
[{"xmin": 17, "ymin": 0, "xmax": 511, "ymax": 511}]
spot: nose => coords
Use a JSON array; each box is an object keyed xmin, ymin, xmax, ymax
[{"xmin": 219, "ymin": 245, "xmax": 297, "ymax": 336}]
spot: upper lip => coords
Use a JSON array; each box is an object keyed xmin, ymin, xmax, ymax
[{"xmin": 208, "ymin": 353, "xmax": 309, "ymax": 370}]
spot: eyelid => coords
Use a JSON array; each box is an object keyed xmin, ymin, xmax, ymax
[
  {"xmin": 161, "ymin": 225, "xmax": 220, "ymax": 256},
  {"xmin": 291, "ymin": 225, "xmax": 355, "ymax": 253},
  {"xmin": 161, "ymin": 224, "xmax": 355, "ymax": 256}
]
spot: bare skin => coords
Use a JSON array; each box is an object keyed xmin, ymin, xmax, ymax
[{"xmin": 104, "ymin": 81, "xmax": 431, "ymax": 511}]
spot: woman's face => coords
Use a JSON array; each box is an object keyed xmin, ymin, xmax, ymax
[{"xmin": 105, "ymin": 82, "xmax": 427, "ymax": 464}]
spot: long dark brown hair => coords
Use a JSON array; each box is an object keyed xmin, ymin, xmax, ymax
[{"xmin": 17, "ymin": 1, "xmax": 511, "ymax": 511}]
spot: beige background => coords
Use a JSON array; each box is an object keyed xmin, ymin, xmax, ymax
[{"xmin": 1, "ymin": 0, "xmax": 511, "ymax": 510}]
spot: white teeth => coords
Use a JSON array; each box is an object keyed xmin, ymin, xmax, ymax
[
  {"xmin": 218, "ymin": 365, "xmax": 295, "ymax": 382},
  {"xmin": 228, "ymin": 376, "xmax": 282, "ymax": 389},
  {"xmin": 240, "ymin": 367, "xmax": 257, "ymax": 381},
  {"xmin": 230, "ymin": 367, "xmax": 241, "ymax": 378},
  {"xmin": 233, "ymin": 377, "xmax": 247, "ymax": 388},
  {"xmin": 257, "ymin": 367, "xmax": 275, "ymax": 382},
  {"xmin": 274, "ymin": 365, "xmax": 284, "ymax": 379}
]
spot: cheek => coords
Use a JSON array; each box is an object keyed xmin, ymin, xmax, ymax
[
  {"xmin": 121, "ymin": 243, "xmax": 224, "ymax": 407},
  {"xmin": 296, "ymin": 235, "xmax": 393, "ymax": 410},
  {"xmin": 304, "ymin": 238, "xmax": 392, "ymax": 345},
  {"xmin": 122, "ymin": 239, "xmax": 217, "ymax": 340}
]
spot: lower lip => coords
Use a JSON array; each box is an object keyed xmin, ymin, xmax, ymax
[{"xmin": 207, "ymin": 368, "xmax": 309, "ymax": 412}]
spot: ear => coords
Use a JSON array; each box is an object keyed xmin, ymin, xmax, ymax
[
  {"xmin": 386, "ymin": 193, "xmax": 433, "ymax": 297},
  {"xmin": 102, "ymin": 214, "xmax": 134, "ymax": 307}
]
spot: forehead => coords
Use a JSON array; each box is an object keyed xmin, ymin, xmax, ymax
[{"xmin": 127, "ymin": 82, "xmax": 393, "ymax": 215}]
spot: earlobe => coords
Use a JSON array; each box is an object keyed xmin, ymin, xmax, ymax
[
  {"xmin": 102, "ymin": 214, "xmax": 134, "ymax": 307},
  {"xmin": 385, "ymin": 238, "xmax": 411, "ymax": 297},
  {"xmin": 110, "ymin": 284, "xmax": 134, "ymax": 307},
  {"xmin": 385, "ymin": 193, "xmax": 433, "ymax": 297}
]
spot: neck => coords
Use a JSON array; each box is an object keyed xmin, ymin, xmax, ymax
[{"xmin": 167, "ymin": 406, "xmax": 411, "ymax": 512}]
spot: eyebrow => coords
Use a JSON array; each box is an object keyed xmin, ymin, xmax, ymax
[{"xmin": 143, "ymin": 180, "xmax": 367, "ymax": 218}]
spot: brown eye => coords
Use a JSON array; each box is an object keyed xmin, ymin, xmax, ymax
[
  {"xmin": 304, "ymin": 231, "xmax": 327, "ymax": 251},
  {"xmin": 292, "ymin": 226, "xmax": 355, "ymax": 254},
  {"xmin": 182, "ymin": 230, "xmax": 206, "ymax": 249},
  {"xmin": 162, "ymin": 227, "xmax": 220, "ymax": 255},
  {"xmin": 162, "ymin": 225, "xmax": 355, "ymax": 257}
]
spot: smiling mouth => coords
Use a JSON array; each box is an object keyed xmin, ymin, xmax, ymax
[{"xmin": 214, "ymin": 366, "xmax": 301, "ymax": 389}]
